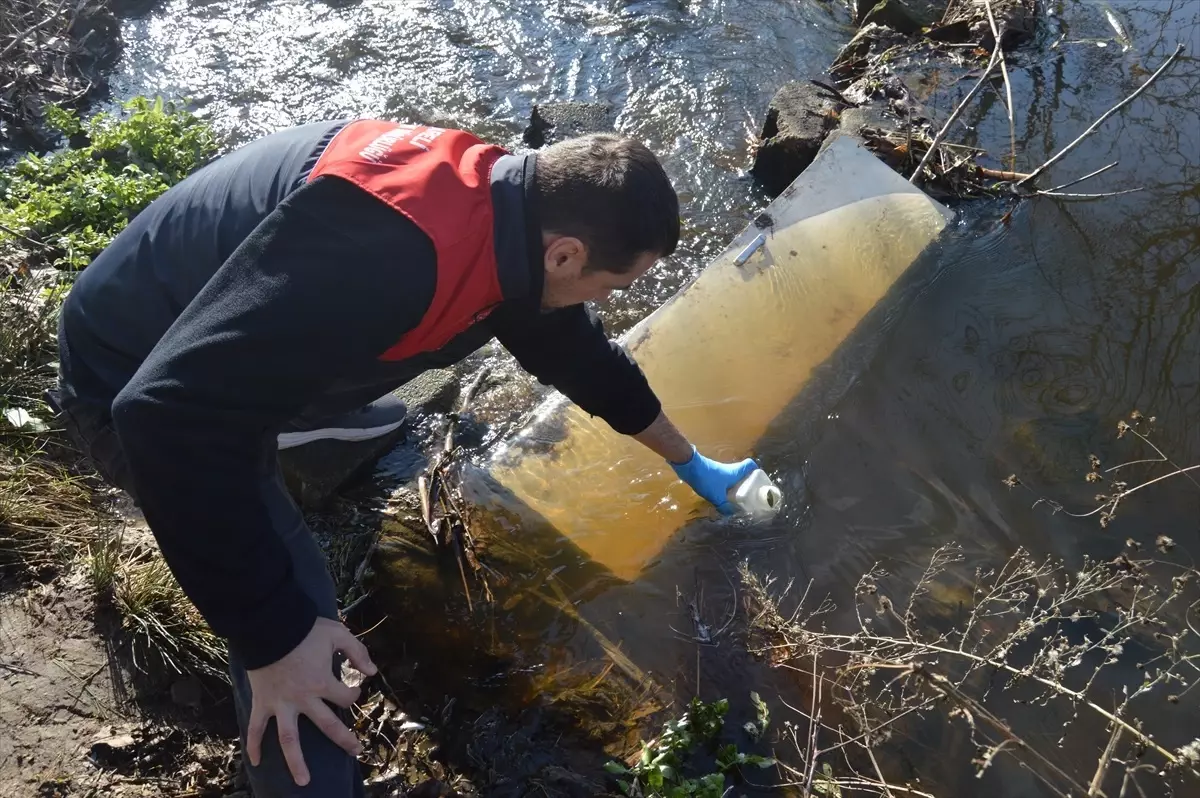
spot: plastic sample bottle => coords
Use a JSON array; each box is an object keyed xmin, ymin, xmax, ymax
[{"xmin": 728, "ymin": 469, "xmax": 783, "ymax": 519}]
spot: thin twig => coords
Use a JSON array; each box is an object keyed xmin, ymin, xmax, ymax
[
  {"xmin": 1044, "ymin": 161, "xmax": 1119, "ymax": 193},
  {"xmin": 826, "ymin": 779, "xmax": 936, "ymax": 797},
  {"xmin": 978, "ymin": 166, "xmax": 1032, "ymax": 181},
  {"xmin": 340, "ymin": 590, "xmax": 372, "ymax": 617},
  {"xmin": 983, "ymin": 0, "xmax": 1017, "ymax": 167},
  {"xmin": 1019, "ymin": 43, "xmax": 1186, "ymax": 186},
  {"xmin": 0, "ymin": 220, "xmax": 52, "ymax": 251},
  {"xmin": 0, "ymin": 660, "xmax": 39, "ymax": 676},
  {"xmin": 1088, "ymin": 721, "xmax": 1123, "ymax": 797},
  {"xmin": 1037, "ymin": 188, "xmax": 1146, "ymax": 200},
  {"xmin": 416, "ymin": 475, "xmax": 434, "ymax": 539},
  {"xmin": 916, "ymin": 668, "xmax": 1090, "ymax": 795},
  {"xmin": 762, "ymin": 632, "xmax": 1189, "ymax": 769},
  {"xmin": 453, "ymin": 527, "xmax": 473, "ymax": 612},
  {"xmin": 909, "ymin": 43, "xmax": 1004, "ymax": 183},
  {"xmin": 803, "ymin": 652, "xmax": 822, "ymax": 794},
  {"xmin": 862, "ymin": 707, "xmax": 895, "ymax": 797},
  {"xmin": 1124, "ymin": 424, "xmax": 1200, "ymax": 491}
]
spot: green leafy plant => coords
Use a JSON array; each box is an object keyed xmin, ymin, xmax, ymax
[
  {"xmin": 743, "ymin": 690, "xmax": 769, "ymax": 742},
  {"xmin": 0, "ymin": 96, "xmax": 218, "ymax": 270},
  {"xmin": 604, "ymin": 696, "xmax": 775, "ymax": 797}
]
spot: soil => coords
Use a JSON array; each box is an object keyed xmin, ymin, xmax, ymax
[
  {"xmin": 0, "ymin": 529, "xmax": 493, "ymax": 798},
  {"xmin": 0, "ymin": 577, "xmax": 240, "ymax": 797}
]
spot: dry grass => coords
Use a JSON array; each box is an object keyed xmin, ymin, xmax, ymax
[
  {"xmin": 113, "ymin": 548, "xmax": 226, "ymax": 678},
  {"xmin": 0, "ymin": 437, "xmax": 100, "ymax": 577},
  {"xmin": 0, "ymin": 266, "xmax": 97, "ymax": 577},
  {"xmin": 0, "ymin": 269, "xmax": 63, "ymax": 410},
  {"xmin": 87, "ymin": 530, "xmax": 227, "ymax": 678},
  {"xmin": 2, "ymin": 268, "xmax": 226, "ymax": 679},
  {"xmin": 739, "ymin": 415, "xmax": 1200, "ymax": 797}
]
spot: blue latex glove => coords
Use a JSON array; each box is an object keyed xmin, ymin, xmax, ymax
[{"xmin": 669, "ymin": 445, "xmax": 760, "ymax": 515}]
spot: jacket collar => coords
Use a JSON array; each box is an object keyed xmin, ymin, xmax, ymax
[{"xmin": 490, "ymin": 153, "xmax": 543, "ymax": 307}]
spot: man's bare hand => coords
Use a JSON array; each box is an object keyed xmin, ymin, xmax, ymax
[{"xmin": 245, "ymin": 617, "xmax": 378, "ymax": 786}]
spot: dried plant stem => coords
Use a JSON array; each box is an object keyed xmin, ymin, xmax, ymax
[
  {"xmin": 1038, "ymin": 188, "xmax": 1146, "ymax": 200},
  {"xmin": 1088, "ymin": 722, "xmax": 1123, "ymax": 797},
  {"xmin": 978, "ymin": 166, "xmax": 1031, "ymax": 181},
  {"xmin": 1095, "ymin": 463, "xmax": 1200, "ymax": 509},
  {"xmin": 909, "ymin": 43, "xmax": 1004, "ymax": 183},
  {"xmin": 804, "ymin": 652, "xmax": 822, "ymax": 793},
  {"xmin": 826, "ymin": 779, "xmax": 936, "ymax": 797},
  {"xmin": 774, "ymin": 632, "xmax": 1187, "ymax": 768},
  {"xmin": 453, "ymin": 527, "xmax": 473, "ymax": 612},
  {"xmin": 1044, "ymin": 161, "xmax": 1119, "ymax": 193},
  {"xmin": 983, "ymin": 0, "xmax": 1017, "ymax": 166},
  {"xmin": 915, "ymin": 668, "xmax": 1090, "ymax": 795},
  {"xmin": 865, "ymin": 726, "xmax": 894, "ymax": 798},
  {"xmin": 1119, "ymin": 424, "xmax": 1200, "ymax": 491},
  {"xmin": 0, "ymin": 220, "xmax": 52, "ymax": 250},
  {"xmin": 1019, "ymin": 43, "xmax": 1186, "ymax": 186}
]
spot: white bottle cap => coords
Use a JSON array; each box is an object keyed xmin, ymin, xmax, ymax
[
  {"xmin": 732, "ymin": 468, "xmax": 783, "ymax": 518},
  {"xmin": 758, "ymin": 483, "xmax": 782, "ymax": 511}
]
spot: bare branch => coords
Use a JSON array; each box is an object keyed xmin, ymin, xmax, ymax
[
  {"xmin": 1037, "ymin": 188, "xmax": 1147, "ymax": 200},
  {"xmin": 983, "ymin": 0, "xmax": 1017, "ymax": 166},
  {"xmin": 1088, "ymin": 722, "xmax": 1123, "ymax": 797},
  {"xmin": 1019, "ymin": 43, "xmax": 1187, "ymax": 186},
  {"xmin": 909, "ymin": 44, "xmax": 1004, "ymax": 184},
  {"xmin": 1044, "ymin": 161, "xmax": 1120, "ymax": 193}
]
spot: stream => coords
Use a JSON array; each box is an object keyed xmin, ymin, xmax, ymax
[{"xmin": 105, "ymin": 0, "xmax": 1199, "ymax": 794}]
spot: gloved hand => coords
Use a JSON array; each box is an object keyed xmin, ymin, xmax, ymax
[{"xmin": 669, "ymin": 445, "xmax": 760, "ymax": 515}]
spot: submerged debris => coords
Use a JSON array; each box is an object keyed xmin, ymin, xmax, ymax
[{"xmin": 417, "ymin": 367, "xmax": 502, "ymax": 611}]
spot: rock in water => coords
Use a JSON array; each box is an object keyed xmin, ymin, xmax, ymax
[
  {"xmin": 522, "ymin": 102, "xmax": 615, "ymax": 148},
  {"xmin": 279, "ymin": 371, "xmax": 462, "ymax": 508},
  {"xmin": 939, "ymin": 0, "xmax": 1037, "ymax": 46},
  {"xmin": 392, "ymin": 368, "xmax": 462, "ymax": 416},
  {"xmin": 751, "ymin": 81, "xmax": 850, "ymax": 197},
  {"xmin": 279, "ymin": 428, "xmax": 407, "ymax": 510},
  {"xmin": 857, "ymin": 0, "xmax": 948, "ymax": 34}
]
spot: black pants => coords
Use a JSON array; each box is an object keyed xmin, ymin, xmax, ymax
[{"xmin": 52, "ymin": 391, "xmax": 366, "ymax": 797}]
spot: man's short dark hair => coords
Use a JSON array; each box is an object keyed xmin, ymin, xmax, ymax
[{"xmin": 534, "ymin": 133, "xmax": 680, "ymax": 274}]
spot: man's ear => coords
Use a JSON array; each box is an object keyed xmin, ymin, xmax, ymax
[{"xmin": 543, "ymin": 234, "xmax": 587, "ymax": 277}]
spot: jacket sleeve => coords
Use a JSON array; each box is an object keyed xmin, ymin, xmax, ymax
[
  {"xmin": 110, "ymin": 176, "xmax": 436, "ymax": 669},
  {"xmin": 489, "ymin": 301, "xmax": 662, "ymax": 435}
]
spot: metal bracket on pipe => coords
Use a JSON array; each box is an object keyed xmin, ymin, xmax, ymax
[{"xmin": 734, "ymin": 232, "xmax": 767, "ymax": 267}]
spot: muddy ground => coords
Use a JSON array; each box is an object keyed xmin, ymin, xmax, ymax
[
  {"xmin": 0, "ymin": 576, "xmax": 239, "ymax": 796},
  {"xmin": 0, "ymin": 495, "xmax": 498, "ymax": 798}
]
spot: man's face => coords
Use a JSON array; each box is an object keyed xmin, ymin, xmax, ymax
[{"xmin": 540, "ymin": 234, "xmax": 659, "ymax": 309}]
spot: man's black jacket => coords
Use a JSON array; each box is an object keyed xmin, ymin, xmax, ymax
[{"xmin": 57, "ymin": 119, "xmax": 661, "ymax": 668}]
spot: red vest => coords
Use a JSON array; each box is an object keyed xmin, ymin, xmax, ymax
[{"xmin": 307, "ymin": 119, "xmax": 508, "ymax": 361}]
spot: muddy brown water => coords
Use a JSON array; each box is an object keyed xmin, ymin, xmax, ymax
[{"xmin": 105, "ymin": 0, "xmax": 1200, "ymax": 794}]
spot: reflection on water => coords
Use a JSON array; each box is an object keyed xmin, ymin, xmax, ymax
[
  {"xmin": 110, "ymin": 0, "xmax": 1200, "ymax": 793},
  {"xmin": 109, "ymin": 0, "xmax": 851, "ymax": 316}
]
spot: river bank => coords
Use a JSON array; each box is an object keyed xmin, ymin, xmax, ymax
[{"xmin": 3, "ymin": 0, "xmax": 1199, "ymax": 796}]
